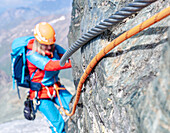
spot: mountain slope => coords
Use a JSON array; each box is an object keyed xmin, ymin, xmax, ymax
[
  {"xmin": 0, "ymin": 7, "xmax": 41, "ymax": 30},
  {"xmin": 0, "ymin": 13, "xmax": 75, "ymax": 124},
  {"xmin": 0, "ymin": 13, "xmax": 70, "ymax": 76}
]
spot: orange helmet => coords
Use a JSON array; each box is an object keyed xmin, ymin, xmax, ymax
[{"xmin": 34, "ymin": 22, "xmax": 56, "ymax": 45}]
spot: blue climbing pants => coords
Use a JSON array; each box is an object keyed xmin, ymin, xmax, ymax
[{"xmin": 38, "ymin": 89, "xmax": 72, "ymax": 133}]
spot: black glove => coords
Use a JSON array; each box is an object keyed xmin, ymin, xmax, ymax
[{"xmin": 23, "ymin": 99, "xmax": 36, "ymax": 120}]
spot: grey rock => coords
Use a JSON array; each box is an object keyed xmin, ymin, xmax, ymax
[{"xmin": 67, "ymin": 0, "xmax": 170, "ymax": 133}]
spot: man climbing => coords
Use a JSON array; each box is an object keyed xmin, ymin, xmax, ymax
[{"xmin": 25, "ymin": 22, "xmax": 72, "ymax": 133}]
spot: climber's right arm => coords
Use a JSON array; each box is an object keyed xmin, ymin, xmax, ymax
[{"xmin": 27, "ymin": 52, "xmax": 72, "ymax": 71}]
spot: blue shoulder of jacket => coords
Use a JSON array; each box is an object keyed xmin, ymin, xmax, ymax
[{"xmin": 27, "ymin": 51, "xmax": 50, "ymax": 70}]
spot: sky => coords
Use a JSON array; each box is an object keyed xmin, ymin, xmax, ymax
[
  {"xmin": 0, "ymin": 0, "xmax": 35, "ymax": 12},
  {"xmin": 0, "ymin": 0, "xmax": 72, "ymax": 7},
  {"xmin": 0, "ymin": 0, "xmax": 73, "ymax": 14}
]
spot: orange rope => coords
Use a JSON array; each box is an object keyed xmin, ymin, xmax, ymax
[
  {"xmin": 54, "ymin": 84, "xmax": 67, "ymax": 111},
  {"xmin": 59, "ymin": 7, "xmax": 170, "ymax": 116}
]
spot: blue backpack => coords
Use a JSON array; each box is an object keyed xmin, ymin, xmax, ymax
[{"xmin": 11, "ymin": 36, "xmax": 35, "ymax": 98}]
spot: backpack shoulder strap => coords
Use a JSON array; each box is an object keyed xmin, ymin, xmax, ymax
[{"xmin": 11, "ymin": 36, "xmax": 35, "ymax": 90}]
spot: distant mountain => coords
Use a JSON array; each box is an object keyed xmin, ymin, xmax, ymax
[
  {"xmin": 0, "ymin": 70, "xmax": 10, "ymax": 87},
  {"xmin": 0, "ymin": 13, "xmax": 71, "ymax": 76},
  {"xmin": 0, "ymin": 0, "xmax": 72, "ymax": 30},
  {"xmin": 0, "ymin": 12, "xmax": 75, "ymax": 124},
  {"xmin": 0, "ymin": 0, "xmax": 73, "ymax": 80},
  {"xmin": 36, "ymin": 0, "xmax": 72, "ymax": 14},
  {"xmin": 0, "ymin": 7, "xmax": 41, "ymax": 30},
  {"xmin": 0, "ymin": 0, "xmax": 75, "ymax": 125}
]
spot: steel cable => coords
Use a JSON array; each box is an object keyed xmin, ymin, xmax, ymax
[
  {"xmin": 59, "ymin": 6, "xmax": 170, "ymax": 116},
  {"xmin": 60, "ymin": 0, "xmax": 158, "ymax": 66}
]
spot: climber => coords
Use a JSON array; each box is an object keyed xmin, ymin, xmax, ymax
[{"xmin": 24, "ymin": 22, "xmax": 72, "ymax": 133}]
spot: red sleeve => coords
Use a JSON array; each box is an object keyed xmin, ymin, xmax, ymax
[
  {"xmin": 27, "ymin": 39, "xmax": 34, "ymax": 50},
  {"xmin": 44, "ymin": 59, "xmax": 72, "ymax": 71}
]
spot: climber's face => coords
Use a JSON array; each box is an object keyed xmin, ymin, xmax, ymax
[{"xmin": 41, "ymin": 44, "xmax": 55, "ymax": 53}]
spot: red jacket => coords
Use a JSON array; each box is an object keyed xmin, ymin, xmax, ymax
[{"xmin": 26, "ymin": 39, "xmax": 71, "ymax": 99}]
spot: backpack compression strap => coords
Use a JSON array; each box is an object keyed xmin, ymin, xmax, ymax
[{"xmin": 21, "ymin": 47, "xmax": 26, "ymax": 84}]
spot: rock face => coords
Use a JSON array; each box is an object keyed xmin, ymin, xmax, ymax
[{"xmin": 67, "ymin": 0, "xmax": 170, "ymax": 133}]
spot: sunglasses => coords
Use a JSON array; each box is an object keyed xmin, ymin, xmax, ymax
[{"xmin": 41, "ymin": 44, "xmax": 55, "ymax": 49}]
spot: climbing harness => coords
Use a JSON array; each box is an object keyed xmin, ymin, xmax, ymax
[
  {"xmin": 59, "ymin": 7, "xmax": 170, "ymax": 116},
  {"xmin": 45, "ymin": 86, "xmax": 56, "ymax": 99}
]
